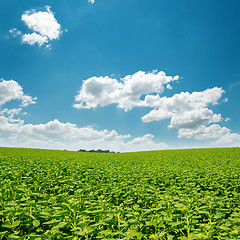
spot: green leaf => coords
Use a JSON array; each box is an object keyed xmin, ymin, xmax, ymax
[
  {"xmin": 0, "ymin": 231, "xmax": 8, "ymax": 236},
  {"xmin": 7, "ymin": 235, "xmax": 21, "ymax": 239},
  {"xmin": 38, "ymin": 211, "xmax": 51, "ymax": 216},
  {"xmin": 12, "ymin": 220, "xmax": 20, "ymax": 228},
  {"xmin": 1, "ymin": 222, "xmax": 12, "ymax": 228},
  {"xmin": 57, "ymin": 222, "xmax": 68, "ymax": 229},
  {"xmin": 125, "ymin": 229, "xmax": 143, "ymax": 239},
  {"xmin": 43, "ymin": 219, "xmax": 60, "ymax": 225},
  {"xmin": 33, "ymin": 220, "xmax": 40, "ymax": 227},
  {"xmin": 171, "ymin": 221, "xmax": 184, "ymax": 228}
]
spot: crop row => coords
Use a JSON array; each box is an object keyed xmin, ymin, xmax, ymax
[{"xmin": 0, "ymin": 147, "xmax": 240, "ymax": 239}]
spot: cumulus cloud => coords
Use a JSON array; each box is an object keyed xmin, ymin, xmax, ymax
[
  {"xmin": 178, "ymin": 124, "xmax": 230, "ymax": 140},
  {"xmin": 21, "ymin": 6, "xmax": 61, "ymax": 40},
  {"xmin": 0, "ymin": 78, "xmax": 167, "ymax": 152},
  {"xmin": 166, "ymin": 84, "xmax": 172, "ymax": 90},
  {"xmin": 215, "ymin": 133, "xmax": 240, "ymax": 147},
  {"xmin": 0, "ymin": 79, "xmax": 36, "ymax": 107},
  {"xmin": 0, "ymin": 116, "xmax": 168, "ymax": 152},
  {"xmin": 74, "ymin": 70, "xmax": 235, "ymax": 142},
  {"xmin": 0, "ymin": 117, "xmax": 123, "ymax": 141},
  {"xmin": 142, "ymin": 87, "xmax": 225, "ymax": 110},
  {"xmin": 9, "ymin": 28, "xmax": 22, "ymax": 37},
  {"xmin": 127, "ymin": 134, "xmax": 168, "ymax": 151},
  {"xmin": 141, "ymin": 87, "xmax": 226, "ymax": 139},
  {"xmin": 88, "ymin": 0, "xmax": 95, "ymax": 4},
  {"xmin": 141, "ymin": 108, "xmax": 173, "ymax": 122},
  {"xmin": 0, "ymin": 108, "xmax": 23, "ymax": 123},
  {"xmin": 74, "ymin": 70, "xmax": 179, "ymax": 111},
  {"xmin": 169, "ymin": 109, "xmax": 222, "ymax": 130},
  {"xmin": 21, "ymin": 33, "xmax": 48, "ymax": 46},
  {"xmin": 9, "ymin": 6, "xmax": 62, "ymax": 48}
]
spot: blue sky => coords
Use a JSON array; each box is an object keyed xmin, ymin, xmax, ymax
[{"xmin": 0, "ymin": 0, "xmax": 239, "ymax": 151}]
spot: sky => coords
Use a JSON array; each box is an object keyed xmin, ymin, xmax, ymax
[{"xmin": 0, "ymin": 0, "xmax": 240, "ymax": 152}]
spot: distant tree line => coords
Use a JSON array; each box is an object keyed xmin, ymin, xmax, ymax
[{"xmin": 78, "ymin": 149, "xmax": 116, "ymax": 153}]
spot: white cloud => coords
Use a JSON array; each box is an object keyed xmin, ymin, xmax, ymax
[
  {"xmin": 178, "ymin": 124, "xmax": 230, "ymax": 139},
  {"xmin": 128, "ymin": 134, "xmax": 154, "ymax": 145},
  {"xmin": 21, "ymin": 6, "xmax": 61, "ymax": 40},
  {"xmin": 22, "ymin": 33, "xmax": 48, "ymax": 46},
  {"xmin": 0, "ymin": 79, "xmax": 36, "ymax": 107},
  {"xmin": 124, "ymin": 134, "xmax": 169, "ymax": 151},
  {"xmin": 141, "ymin": 87, "xmax": 226, "ymax": 139},
  {"xmin": 126, "ymin": 134, "xmax": 168, "ymax": 151},
  {"xmin": 0, "ymin": 108, "xmax": 22, "ymax": 123},
  {"xmin": 0, "ymin": 116, "xmax": 168, "ymax": 152},
  {"xmin": 10, "ymin": 6, "xmax": 62, "ymax": 48},
  {"xmin": 141, "ymin": 108, "xmax": 173, "ymax": 122},
  {"xmin": 102, "ymin": 130, "xmax": 131, "ymax": 141},
  {"xmin": 88, "ymin": 0, "xmax": 95, "ymax": 4},
  {"xmin": 0, "ymin": 78, "xmax": 167, "ymax": 152},
  {"xmin": 215, "ymin": 133, "xmax": 240, "ymax": 147},
  {"xmin": 74, "ymin": 71, "xmax": 233, "ymax": 142},
  {"xmin": 169, "ymin": 109, "xmax": 222, "ymax": 130},
  {"xmin": 74, "ymin": 70, "xmax": 179, "ymax": 111},
  {"xmin": 75, "ymin": 69, "xmax": 239, "ymax": 145},
  {"xmin": 9, "ymin": 28, "xmax": 22, "ymax": 37},
  {"xmin": 166, "ymin": 84, "xmax": 172, "ymax": 90},
  {"xmin": 1, "ymin": 73, "xmax": 237, "ymax": 150},
  {"xmin": 0, "ymin": 117, "xmax": 122, "ymax": 141},
  {"xmin": 142, "ymin": 87, "xmax": 225, "ymax": 111},
  {"xmin": 142, "ymin": 89, "xmax": 224, "ymax": 125}
]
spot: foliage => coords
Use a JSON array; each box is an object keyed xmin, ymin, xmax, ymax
[
  {"xmin": 0, "ymin": 147, "xmax": 240, "ymax": 239},
  {"xmin": 78, "ymin": 149, "xmax": 115, "ymax": 153}
]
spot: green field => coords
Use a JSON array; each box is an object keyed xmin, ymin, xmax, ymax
[{"xmin": 0, "ymin": 147, "xmax": 240, "ymax": 239}]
